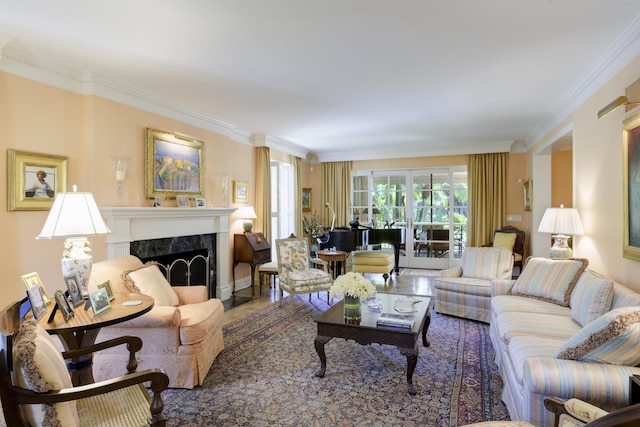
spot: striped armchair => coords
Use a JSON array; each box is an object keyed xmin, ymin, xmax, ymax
[{"xmin": 434, "ymin": 247, "xmax": 514, "ymax": 323}]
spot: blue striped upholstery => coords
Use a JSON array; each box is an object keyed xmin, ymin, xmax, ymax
[
  {"xmin": 555, "ymin": 307, "xmax": 640, "ymax": 365},
  {"xmin": 461, "ymin": 247, "xmax": 514, "ymax": 280},
  {"xmin": 511, "ymin": 257, "xmax": 588, "ymax": 306},
  {"xmin": 570, "ymin": 270, "xmax": 614, "ymax": 326}
]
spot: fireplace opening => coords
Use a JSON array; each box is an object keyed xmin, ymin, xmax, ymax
[{"xmin": 130, "ymin": 234, "xmax": 216, "ymax": 298}]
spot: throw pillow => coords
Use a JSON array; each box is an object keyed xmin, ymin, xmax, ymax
[
  {"xmin": 13, "ymin": 319, "xmax": 80, "ymax": 426},
  {"xmin": 510, "ymin": 257, "xmax": 588, "ymax": 306},
  {"xmin": 123, "ymin": 262, "xmax": 180, "ymax": 307},
  {"xmin": 570, "ymin": 270, "xmax": 614, "ymax": 326},
  {"xmin": 554, "ymin": 307, "xmax": 640, "ymax": 365},
  {"xmin": 493, "ymin": 232, "xmax": 517, "ymax": 251}
]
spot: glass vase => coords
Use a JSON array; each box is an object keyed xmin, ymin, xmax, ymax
[{"xmin": 343, "ymin": 295, "xmax": 361, "ymax": 323}]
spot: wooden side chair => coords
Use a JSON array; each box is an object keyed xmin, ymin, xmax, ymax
[
  {"xmin": 488, "ymin": 226, "xmax": 525, "ymax": 277},
  {"xmin": 545, "ymin": 397, "xmax": 640, "ymax": 427},
  {"xmin": 0, "ymin": 298, "xmax": 170, "ymax": 426}
]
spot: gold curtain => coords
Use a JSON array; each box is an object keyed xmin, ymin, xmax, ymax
[
  {"xmin": 292, "ymin": 155, "xmax": 303, "ymax": 238},
  {"xmin": 255, "ymin": 146, "xmax": 271, "ymax": 241},
  {"xmin": 321, "ymin": 161, "xmax": 352, "ymax": 228},
  {"xmin": 467, "ymin": 153, "xmax": 507, "ymax": 247}
]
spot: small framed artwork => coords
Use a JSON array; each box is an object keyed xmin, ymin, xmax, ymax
[
  {"xmin": 302, "ymin": 188, "xmax": 311, "ymax": 212},
  {"xmin": 522, "ymin": 179, "xmax": 532, "ymax": 212},
  {"xmin": 54, "ymin": 290, "xmax": 74, "ymax": 321},
  {"xmin": 195, "ymin": 197, "xmax": 206, "ymax": 208},
  {"xmin": 153, "ymin": 196, "xmax": 163, "ymax": 207},
  {"xmin": 233, "ymin": 181, "xmax": 249, "ymax": 204},
  {"xmin": 89, "ymin": 288, "xmax": 111, "ymax": 316},
  {"xmin": 64, "ymin": 274, "xmax": 85, "ymax": 306},
  {"xmin": 21, "ymin": 272, "xmax": 51, "ymax": 305},
  {"xmin": 7, "ymin": 150, "xmax": 68, "ymax": 211},
  {"xmin": 177, "ymin": 195, "xmax": 189, "ymax": 207},
  {"xmin": 145, "ymin": 128, "xmax": 204, "ymax": 198},
  {"xmin": 26, "ymin": 283, "xmax": 48, "ymax": 320},
  {"xmin": 98, "ymin": 280, "xmax": 115, "ymax": 301}
]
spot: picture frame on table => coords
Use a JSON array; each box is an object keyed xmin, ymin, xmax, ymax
[
  {"xmin": 89, "ymin": 288, "xmax": 111, "ymax": 316},
  {"xmin": 153, "ymin": 196, "xmax": 163, "ymax": 207},
  {"xmin": 144, "ymin": 128, "xmax": 204, "ymax": 199},
  {"xmin": 233, "ymin": 181, "xmax": 249, "ymax": 204},
  {"xmin": 98, "ymin": 280, "xmax": 115, "ymax": 301},
  {"xmin": 623, "ymin": 111, "xmax": 640, "ymax": 261},
  {"xmin": 7, "ymin": 150, "xmax": 68, "ymax": 211},
  {"xmin": 26, "ymin": 283, "xmax": 48, "ymax": 320},
  {"xmin": 21, "ymin": 272, "xmax": 51, "ymax": 305},
  {"xmin": 64, "ymin": 274, "xmax": 85, "ymax": 306},
  {"xmin": 54, "ymin": 290, "xmax": 74, "ymax": 321},
  {"xmin": 195, "ymin": 197, "xmax": 206, "ymax": 207},
  {"xmin": 302, "ymin": 188, "xmax": 311, "ymax": 212}
]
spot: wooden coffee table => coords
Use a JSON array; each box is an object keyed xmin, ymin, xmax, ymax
[{"xmin": 313, "ymin": 292, "xmax": 431, "ymax": 395}]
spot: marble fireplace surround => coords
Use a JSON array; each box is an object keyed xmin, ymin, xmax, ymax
[{"xmin": 99, "ymin": 207, "xmax": 236, "ymax": 301}]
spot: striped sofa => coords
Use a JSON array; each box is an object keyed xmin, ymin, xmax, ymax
[
  {"xmin": 489, "ymin": 257, "xmax": 640, "ymax": 426},
  {"xmin": 434, "ymin": 247, "xmax": 514, "ymax": 322}
]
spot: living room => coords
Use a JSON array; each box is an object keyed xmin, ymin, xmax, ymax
[{"xmin": 2, "ymin": 3, "xmax": 640, "ymax": 425}]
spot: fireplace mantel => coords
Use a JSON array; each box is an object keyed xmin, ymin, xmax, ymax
[{"xmin": 99, "ymin": 206, "xmax": 236, "ymax": 300}]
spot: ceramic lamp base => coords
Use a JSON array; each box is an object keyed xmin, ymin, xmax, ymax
[
  {"xmin": 549, "ymin": 234, "xmax": 573, "ymax": 259},
  {"xmin": 61, "ymin": 237, "xmax": 92, "ymax": 297}
]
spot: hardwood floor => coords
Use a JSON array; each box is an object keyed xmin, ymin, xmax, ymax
[{"xmin": 222, "ymin": 271, "xmax": 435, "ymax": 325}]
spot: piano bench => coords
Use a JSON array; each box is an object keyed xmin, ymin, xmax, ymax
[
  {"xmin": 352, "ymin": 251, "xmax": 395, "ymax": 281},
  {"xmin": 258, "ymin": 261, "xmax": 279, "ymax": 294}
]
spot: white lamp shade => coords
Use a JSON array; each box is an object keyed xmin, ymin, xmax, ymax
[
  {"xmin": 538, "ymin": 206, "xmax": 584, "ymax": 236},
  {"xmin": 237, "ymin": 205, "xmax": 258, "ymax": 220},
  {"xmin": 36, "ymin": 191, "xmax": 111, "ymax": 239}
]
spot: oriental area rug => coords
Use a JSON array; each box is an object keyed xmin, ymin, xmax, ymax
[{"xmin": 162, "ymin": 295, "xmax": 509, "ymax": 426}]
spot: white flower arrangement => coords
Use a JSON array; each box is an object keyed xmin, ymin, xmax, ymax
[{"xmin": 329, "ymin": 272, "xmax": 376, "ymax": 300}]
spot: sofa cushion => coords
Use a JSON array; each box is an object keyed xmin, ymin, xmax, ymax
[
  {"xmin": 510, "ymin": 257, "xmax": 588, "ymax": 306},
  {"xmin": 491, "ymin": 295, "xmax": 571, "ymax": 318},
  {"xmin": 123, "ymin": 262, "xmax": 180, "ymax": 307},
  {"xmin": 554, "ymin": 307, "xmax": 640, "ymax": 365},
  {"xmin": 13, "ymin": 319, "xmax": 80, "ymax": 426},
  {"xmin": 493, "ymin": 232, "xmax": 517, "ymax": 251},
  {"xmin": 461, "ymin": 247, "xmax": 513, "ymax": 280},
  {"xmin": 508, "ymin": 336, "xmax": 565, "ymax": 384},
  {"xmin": 493, "ymin": 311, "xmax": 581, "ymax": 345},
  {"xmin": 570, "ymin": 270, "xmax": 614, "ymax": 327}
]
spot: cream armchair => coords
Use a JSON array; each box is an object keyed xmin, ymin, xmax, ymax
[
  {"xmin": 89, "ymin": 255, "xmax": 224, "ymax": 389},
  {"xmin": 276, "ymin": 237, "xmax": 333, "ymax": 306}
]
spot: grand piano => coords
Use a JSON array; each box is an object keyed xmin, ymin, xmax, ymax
[{"xmin": 319, "ymin": 227, "xmax": 405, "ymax": 273}]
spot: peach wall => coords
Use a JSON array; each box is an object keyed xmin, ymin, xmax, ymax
[
  {"xmin": 1, "ymin": 73, "xmax": 255, "ymax": 309},
  {"xmin": 526, "ymin": 55, "xmax": 640, "ymax": 291},
  {"xmin": 551, "ymin": 150, "xmax": 573, "ymax": 208}
]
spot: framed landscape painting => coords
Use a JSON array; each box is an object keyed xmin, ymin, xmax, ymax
[{"xmin": 145, "ymin": 128, "xmax": 204, "ymax": 198}]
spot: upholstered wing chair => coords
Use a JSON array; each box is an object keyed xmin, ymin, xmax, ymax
[
  {"xmin": 89, "ymin": 255, "xmax": 224, "ymax": 389},
  {"xmin": 275, "ymin": 237, "xmax": 333, "ymax": 307}
]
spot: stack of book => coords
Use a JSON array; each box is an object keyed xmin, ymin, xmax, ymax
[{"xmin": 376, "ymin": 312, "xmax": 415, "ymax": 330}]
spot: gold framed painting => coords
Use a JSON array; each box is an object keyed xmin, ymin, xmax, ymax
[
  {"xmin": 623, "ymin": 111, "xmax": 640, "ymax": 261},
  {"xmin": 7, "ymin": 150, "xmax": 68, "ymax": 211},
  {"xmin": 522, "ymin": 179, "xmax": 532, "ymax": 212},
  {"xmin": 302, "ymin": 188, "xmax": 311, "ymax": 212},
  {"xmin": 145, "ymin": 128, "xmax": 204, "ymax": 198},
  {"xmin": 233, "ymin": 181, "xmax": 249, "ymax": 204}
]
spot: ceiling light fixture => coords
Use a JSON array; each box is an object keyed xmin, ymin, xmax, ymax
[{"xmin": 597, "ymin": 96, "xmax": 640, "ymax": 119}]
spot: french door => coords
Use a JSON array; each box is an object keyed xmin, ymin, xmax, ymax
[{"xmin": 353, "ymin": 167, "xmax": 467, "ymax": 269}]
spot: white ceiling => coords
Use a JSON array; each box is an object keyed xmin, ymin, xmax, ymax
[{"xmin": 1, "ymin": 1, "xmax": 640, "ymax": 162}]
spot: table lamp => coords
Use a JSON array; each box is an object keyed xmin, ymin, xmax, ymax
[
  {"xmin": 537, "ymin": 204, "xmax": 584, "ymax": 259},
  {"xmin": 237, "ymin": 205, "xmax": 258, "ymax": 233},
  {"xmin": 36, "ymin": 185, "xmax": 111, "ymax": 295}
]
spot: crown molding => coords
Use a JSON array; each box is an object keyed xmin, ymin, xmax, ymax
[
  {"xmin": 0, "ymin": 44, "xmax": 255, "ymax": 146},
  {"xmin": 317, "ymin": 140, "xmax": 514, "ymax": 162},
  {"xmin": 525, "ymin": 16, "xmax": 640, "ymax": 149}
]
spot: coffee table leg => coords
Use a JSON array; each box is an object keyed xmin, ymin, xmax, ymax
[
  {"xmin": 422, "ymin": 309, "xmax": 431, "ymax": 347},
  {"xmin": 399, "ymin": 347, "xmax": 418, "ymax": 395},
  {"xmin": 314, "ymin": 335, "xmax": 332, "ymax": 378}
]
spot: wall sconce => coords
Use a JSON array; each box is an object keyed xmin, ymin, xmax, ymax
[{"xmin": 113, "ymin": 157, "xmax": 128, "ymax": 205}]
